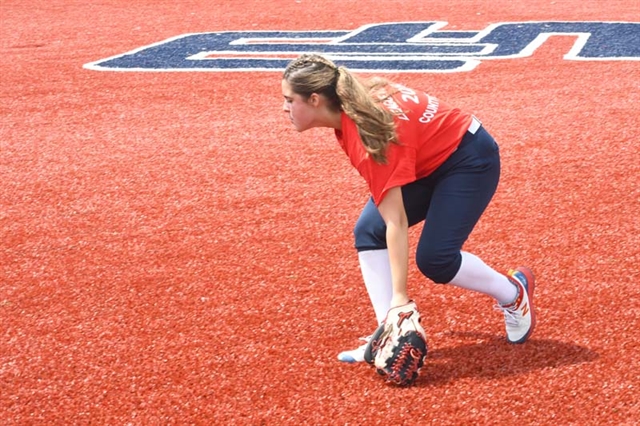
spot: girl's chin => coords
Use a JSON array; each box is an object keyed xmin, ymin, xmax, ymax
[{"xmin": 289, "ymin": 119, "xmax": 311, "ymax": 132}]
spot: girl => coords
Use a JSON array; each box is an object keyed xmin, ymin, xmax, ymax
[{"xmin": 281, "ymin": 54, "xmax": 536, "ymax": 363}]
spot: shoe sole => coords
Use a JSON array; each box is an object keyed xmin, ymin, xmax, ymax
[
  {"xmin": 337, "ymin": 354, "xmax": 362, "ymax": 363},
  {"xmin": 510, "ymin": 266, "xmax": 536, "ymax": 344}
]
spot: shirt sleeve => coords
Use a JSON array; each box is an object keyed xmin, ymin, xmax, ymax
[{"xmin": 357, "ymin": 142, "xmax": 417, "ymax": 206}]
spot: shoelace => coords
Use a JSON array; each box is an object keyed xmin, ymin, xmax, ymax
[{"xmin": 494, "ymin": 304, "xmax": 521, "ymax": 326}]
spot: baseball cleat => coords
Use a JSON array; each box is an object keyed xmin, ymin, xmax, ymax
[
  {"xmin": 337, "ymin": 335, "xmax": 371, "ymax": 363},
  {"xmin": 496, "ymin": 267, "xmax": 536, "ymax": 343}
]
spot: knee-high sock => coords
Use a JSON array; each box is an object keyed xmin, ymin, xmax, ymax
[
  {"xmin": 358, "ymin": 249, "xmax": 393, "ymax": 324},
  {"xmin": 449, "ymin": 251, "xmax": 518, "ymax": 304}
]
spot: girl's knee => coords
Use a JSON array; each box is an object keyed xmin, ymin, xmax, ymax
[
  {"xmin": 416, "ymin": 249, "xmax": 462, "ymax": 284},
  {"xmin": 353, "ymin": 215, "xmax": 387, "ymax": 251}
]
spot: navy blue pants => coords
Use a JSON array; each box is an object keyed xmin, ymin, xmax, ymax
[{"xmin": 353, "ymin": 125, "xmax": 501, "ymax": 284}]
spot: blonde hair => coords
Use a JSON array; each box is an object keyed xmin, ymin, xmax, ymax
[{"xmin": 283, "ymin": 54, "xmax": 398, "ymax": 163}]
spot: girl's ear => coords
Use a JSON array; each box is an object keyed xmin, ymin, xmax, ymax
[{"xmin": 308, "ymin": 93, "xmax": 321, "ymax": 107}]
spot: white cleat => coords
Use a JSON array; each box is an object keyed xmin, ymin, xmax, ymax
[
  {"xmin": 337, "ymin": 336, "xmax": 371, "ymax": 363},
  {"xmin": 496, "ymin": 267, "xmax": 537, "ymax": 344}
]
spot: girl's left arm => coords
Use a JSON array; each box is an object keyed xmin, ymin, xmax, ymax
[{"xmin": 376, "ymin": 186, "xmax": 410, "ymax": 308}]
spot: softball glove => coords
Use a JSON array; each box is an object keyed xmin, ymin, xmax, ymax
[{"xmin": 364, "ymin": 300, "xmax": 428, "ymax": 386}]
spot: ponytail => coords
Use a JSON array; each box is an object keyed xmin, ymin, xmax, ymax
[
  {"xmin": 283, "ymin": 54, "xmax": 398, "ymax": 163},
  {"xmin": 334, "ymin": 68, "xmax": 397, "ymax": 163}
]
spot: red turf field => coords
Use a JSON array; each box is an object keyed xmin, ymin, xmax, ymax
[{"xmin": 1, "ymin": 1, "xmax": 639, "ymax": 424}]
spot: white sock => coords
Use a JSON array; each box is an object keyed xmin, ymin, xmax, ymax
[
  {"xmin": 358, "ymin": 249, "xmax": 393, "ymax": 324},
  {"xmin": 449, "ymin": 251, "xmax": 517, "ymax": 304}
]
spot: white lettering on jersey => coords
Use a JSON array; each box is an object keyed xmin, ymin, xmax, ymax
[
  {"xmin": 419, "ymin": 95, "xmax": 440, "ymax": 123},
  {"xmin": 375, "ymin": 86, "xmax": 410, "ymax": 121},
  {"xmin": 393, "ymin": 84, "xmax": 420, "ymax": 105}
]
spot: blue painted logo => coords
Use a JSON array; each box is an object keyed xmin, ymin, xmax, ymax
[{"xmin": 84, "ymin": 21, "xmax": 640, "ymax": 72}]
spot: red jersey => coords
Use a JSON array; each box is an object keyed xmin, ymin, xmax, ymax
[{"xmin": 334, "ymin": 83, "xmax": 473, "ymax": 206}]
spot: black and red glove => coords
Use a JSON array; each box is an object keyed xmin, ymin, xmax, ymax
[{"xmin": 364, "ymin": 300, "xmax": 428, "ymax": 386}]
